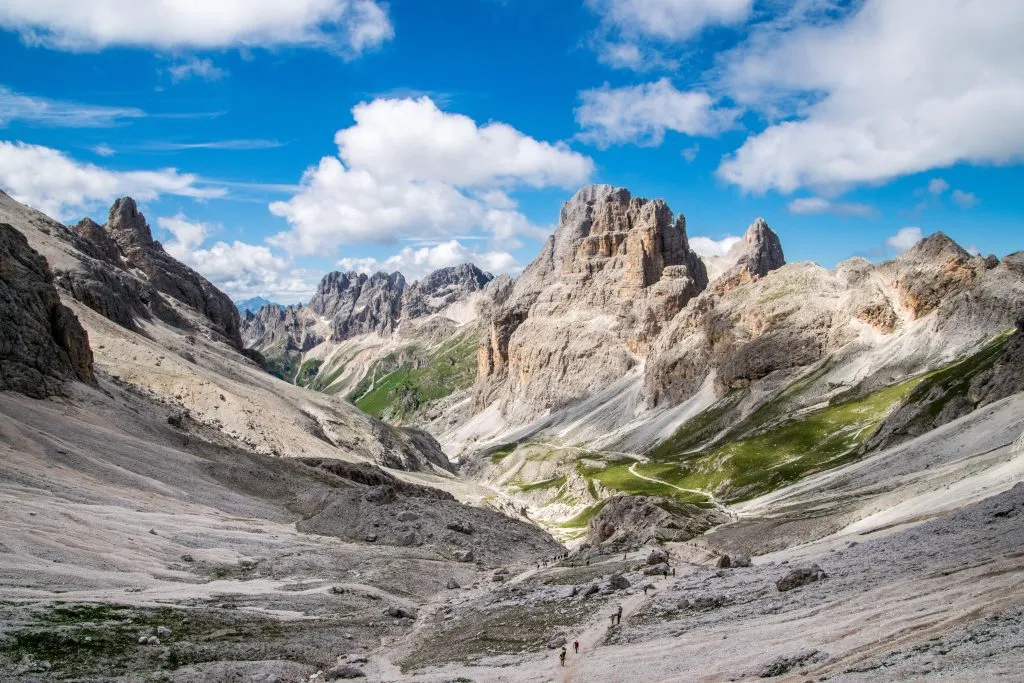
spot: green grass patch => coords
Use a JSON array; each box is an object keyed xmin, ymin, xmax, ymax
[
  {"xmin": 639, "ymin": 375, "xmax": 925, "ymax": 503},
  {"xmin": 487, "ymin": 443, "xmax": 517, "ymax": 464},
  {"xmin": 558, "ymin": 499, "xmax": 611, "ymax": 528},
  {"xmin": 351, "ymin": 330, "xmax": 479, "ymax": 419},
  {"xmin": 896, "ymin": 331, "xmax": 1013, "ymax": 424},
  {"xmin": 515, "ymin": 474, "xmax": 567, "ymax": 493},
  {"xmin": 295, "ymin": 358, "xmax": 323, "ymax": 387}
]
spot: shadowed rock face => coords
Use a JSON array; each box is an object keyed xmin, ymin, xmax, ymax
[
  {"xmin": 61, "ymin": 198, "xmax": 243, "ymax": 349},
  {"xmin": 0, "ymin": 223, "xmax": 94, "ymax": 397}
]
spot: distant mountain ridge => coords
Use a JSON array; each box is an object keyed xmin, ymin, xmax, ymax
[{"xmin": 236, "ymin": 296, "xmax": 276, "ymax": 314}]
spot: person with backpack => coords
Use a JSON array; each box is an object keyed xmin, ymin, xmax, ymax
[
  {"xmin": 560, "ymin": 647, "xmax": 567, "ymax": 666},
  {"xmin": 574, "ymin": 639, "xmax": 580, "ymax": 653}
]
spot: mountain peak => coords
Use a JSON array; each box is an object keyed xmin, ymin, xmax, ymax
[
  {"xmin": 107, "ymin": 196, "xmax": 153, "ymax": 248},
  {"xmin": 726, "ymin": 217, "xmax": 785, "ymax": 279},
  {"xmin": 901, "ymin": 231, "xmax": 972, "ymax": 262}
]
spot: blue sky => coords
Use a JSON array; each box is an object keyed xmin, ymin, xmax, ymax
[{"xmin": 1, "ymin": 0, "xmax": 1022, "ymax": 303}]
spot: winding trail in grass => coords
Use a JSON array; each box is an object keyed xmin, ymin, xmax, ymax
[{"xmin": 627, "ymin": 463, "xmax": 736, "ymax": 519}]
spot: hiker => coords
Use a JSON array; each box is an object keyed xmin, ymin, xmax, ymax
[
  {"xmin": 671, "ymin": 567, "xmax": 676, "ymax": 577},
  {"xmin": 616, "ymin": 605, "xmax": 623, "ymax": 625},
  {"xmin": 574, "ymin": 640, "xmax": 580, "ymax": 654},
  {"xmin": 623, "ymin": 551, "xmax": 627, "ymax": 560},
  {"xmin": 643, "ymin": 584, "xmax": 650, "ymax": 595},
  {"xmin": 663, "ymin": 568, "xmax": 668, "ymax": 579},
  {"xmin": 560, "ymin": 647, "xmax": 567, "ymax": 666},
  {"xmin": 610, "ymin": 613, "xmax": 616, "ymax": 626}
]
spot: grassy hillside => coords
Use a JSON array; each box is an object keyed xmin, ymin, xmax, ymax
[{"xmin": 348, "ymin": 329, "xmax": 478, "ymax": 421}]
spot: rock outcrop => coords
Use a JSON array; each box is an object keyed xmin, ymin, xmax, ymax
[
  {"xmin": 475, "ymin": 185, "xmax": 709, "ymax": 421},
  {"xmin": 586, "ymin": 495, "xmax": 728, "ymax": 547},
  {"xmin": 49, "ymin": 198, "xmax": 244, "ymax": 348},
  {"xmin": 403, "ymin": 264, "xmax": 492, "ymax": 319},
  {"xmin": 0, "ymin": 223, "xmax": 94, "ymax": 397}
]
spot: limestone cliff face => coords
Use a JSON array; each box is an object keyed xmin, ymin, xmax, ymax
[
  {"xmin": 643, "ymin": 235, "xmax": 1024, "ymax": 411},
  {"xmin": 243, "ymin": 264, "xmax": 494, "ymax": 359},
  {"xmin": 475, "ymin": 184, "xmax": 709, "ymax": 421},
  {"xmin": 0, "ymin": 222, "xmax": 94, "ymax": 397}
]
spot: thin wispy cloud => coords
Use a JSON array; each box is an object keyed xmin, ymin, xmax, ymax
[
  {"xmin": 0, "ymin": 86, "xmax": 144, "ymax": 127},
  {"xmin": 168, "ymin": 57, "xmax": 228, "ymax": 83},
  {"xmin": 143, "ymin": 139, "xmax": 285, "ymax": 152}
]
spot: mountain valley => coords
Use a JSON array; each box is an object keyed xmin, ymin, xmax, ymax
[{"xmin": 1, "ymin": 186, "xmax": 1022, "ymax": 681}]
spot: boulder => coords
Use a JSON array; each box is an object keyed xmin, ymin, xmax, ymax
[
  {"xmin": 363, "ymin": 486, "xmax": 396, "ymax": 505},
  {"xmin": 385, "ymin": 606, "xmax": 417, "ymax": 620},
  {"xmin": 609, "ymin": 573, "xmax": 630, "ymax": 590},
  {"xmin": 643, "ymin": 562, "xmax": 669, "ymax": 576},
  {"xmin": 776, "ymin": 564, "xmax": 827, "ymax": 592},
  {"xmin": 546, "ymin": 633, "xmax": 567, "ymax": 649},
  {"xmin": 647, "ymin": 548, "xmax": 669, "ymax": 565},
  {"xmin": 446, "ymin": 520, "xmax": 475, "ymax": 535},
  {"xmin": 325, "ymin": 664, "xmax": 366, "ymax": 680},
  {"xmin": 716, "ymin": 554, "xmax": 731, "ymax": 569}
]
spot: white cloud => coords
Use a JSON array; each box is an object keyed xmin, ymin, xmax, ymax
[
  {"xmin": 0, "ymin": 86, "xmax": 144, "ymax": 127},
  {"xmin": 270, "ymin": 96, "xmax": 593, "ymax": 254},
  {"xmin": 717, "ymin": 0, "xmax": 1024, "ymax": 193},
  {"xmin": 156, "ymin": 213, "xmax": 315, "ymax": 301},
  {"xmin": 143, "ymin": 139, "xmax": 283, "ymax": 151},
  {"xmin": 681, "ymin": 143, "xmax": 700, "ymax": 163},
  {"xmin": 690, "ymin": 234, "xmax": 742, "ymax": 258},
  {"xmin": 928, "ymin": 178, "xmax": 949, "ymax": 195},
  {"xmin": 335, "ymin": 97, "xmax": 592, "ymax": 188},
  {"xmin": 158, "ymin": 213, "xmax": 209, "ymax": 259},
  {"xmin": 92, "ymin": 143, "xmax": 115, "ymax": 157},
  {"xmin": 587, "ymin": 0, "xmax": 753, "ymax": 42},
  {"xmin": 951, "ymin": 189, "xmax": 978, "ymax": 208},
  {"xmin": 168, "ymin": 57, "xmax": 227, "ymax": 83},
  {"xmin": 0, "ymin": 0, "xmax": 393, "ymax": 56},
  {"xmin": 787, "ymin": 196, "xmax": 875, "ymax": 217},
  {"xmin": 575, "ymin": 79, "xmax": 736, "ymax": 147},
  {"xmin": 886, "ymin": 226, "xmax": 923, "ymax": 253},
  {"xmin": 337, "ymin": 240, "xmax": 521, "ymax": 281},
  {"xmin": 0, "ymin": 140, "xmax": 224, "ymax": 219}
]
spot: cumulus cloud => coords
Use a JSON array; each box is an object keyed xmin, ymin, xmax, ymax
[
  {"xmin": 587, "ymin": 0, "xmax": 753, "ymax": 42},
  {"xmin": 158, "ymin": 213, "xmax": 209, "ymax": 260},
  {"xmin": 951, "ymin": 189, "xmax": 978, "ymax": 208},
  {"xmin": 576, "ymin": 79, "xmax": 736, "ymax": 147},
  {"xmin": 337, "ymin": 240, "xmax": 521, "ymax": 281},
  {"xmin": 270, "ymin": 96, "xmax": 592, "ymax": 254},
  {"xmin": 0, "ymin": 0, "xmax": 393, "ymax": 56},
  {"xmin": 787, "ymin": 196, "xmax": 875, "ymax": 217},
  {"xmin": 168, "ymin": 57, "xmax": 227, "ymax": 83},
  {"xmin": 928, "ymin": 178, "xmax": 949, "ymax": 195},
  {"xmin": 156, "ymin": 213, "xmax": 315, "ymax": 301},
  {"xmin": 689, "ymin": 234, "xmax": 742, "ymax": 258},
  {"xmin": 586, "ymin": 0, "xmax": 752, "ymax": 68},
  {"xmin": 717, "ymin": 0, "xmax": 1024, "ymax": 193},
  {"xmin": 0, "ymin": 86, "xmax": 144, "ymax": 127},
  {"xmin": 0, "ymin": 140, "xmax": 224, "ymax": 219},
  {"xmin": 886, "ymin": 226, "xmax": 923, "ymax": 253}
]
